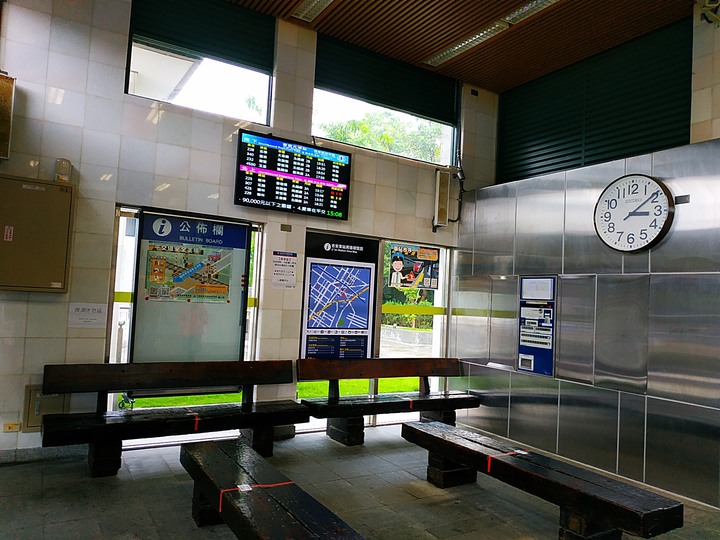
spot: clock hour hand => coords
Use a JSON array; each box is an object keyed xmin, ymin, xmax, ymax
[{"xmin": 623, "ymin": 190, "xmax": 658, "ymax": 221}]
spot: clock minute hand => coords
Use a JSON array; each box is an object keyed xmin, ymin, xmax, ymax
[{"xmin": 623, "ymin": 190, "xmax": 658, "ymax": 221}]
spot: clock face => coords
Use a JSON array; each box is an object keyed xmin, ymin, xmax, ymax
[{"xmin": 593, "ymin": 174, "xmax": 674, "ymax": 253}]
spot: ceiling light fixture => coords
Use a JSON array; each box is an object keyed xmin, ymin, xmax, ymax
[
  {"xmin": 423, "ymin": 0, "xmax": 559, "ymax": 66},
  {"xmin": 292, "ymin": 0, "xmax": 334, "ymax": 22}
]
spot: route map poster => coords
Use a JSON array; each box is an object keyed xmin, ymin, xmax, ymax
[
  {"xmin": 301, "ymin": 232, "xmax": 379, "ymax": 359},
  {"xmin": 130, "ymin": 211, "xmax": 251, "ymax": 364},
  {"xmin": 388, "ymin": 243, "xmax": 440, "ymax": 289}
]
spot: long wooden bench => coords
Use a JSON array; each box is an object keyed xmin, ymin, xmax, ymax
[
  {"xmin": 297, "ymin": 357, "xmax": 481, "ymax": 445},
  {"xmin": 180, "ymin": 439, "xmax": 364, "ymax": 539},
  {"xmin": 41, "ymin": 360, "xmax": 310, "ymax": 477},
  {"xmin": 402, "ymin": 421, "xmax": 684, "ymax": 540}
]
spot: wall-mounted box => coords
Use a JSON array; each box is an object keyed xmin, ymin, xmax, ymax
[
  {"xmin": 23, "ymin": 384, "xmax": 68, "ymax": 432},
  {"xmin": 0, "ymin": 174, "xmax": 75, "ymax": 292}
]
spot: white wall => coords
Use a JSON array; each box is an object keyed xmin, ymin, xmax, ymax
[{"xmin": 0, "ymin": 0, "xmax": 494, "ymax": 458}]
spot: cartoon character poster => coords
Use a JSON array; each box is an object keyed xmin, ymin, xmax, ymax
[{"xmin": 389, "ymin": 243, "xmax": 440, "ymax": 289}]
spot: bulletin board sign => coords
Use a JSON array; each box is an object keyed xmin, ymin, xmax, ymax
[
  {"xmin": 301, "ymin": 232, "xmax": 379, "ymax": 359},
  {"xmin": 388, "ymin": 243, "xmax": 440, "ymax": 289},
  {"xmin": 130, "ymin": 210, "xmax": 251, "ymax": 364}
]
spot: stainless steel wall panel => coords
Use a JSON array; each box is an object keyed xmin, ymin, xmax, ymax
[
  {"xmin": 648, "ymin": 274, "xmax": 720, "ymax": 408},
  {"xmin": 618, "ymin": 393, "xmax": 645, "ymax": 482},
  {"xmin": 457, "ymin": 191, "xmax": 476, "ymax": 250},
  {"xmin": 556, "ymin": 275, "xmax": 596, "ymax": 384},
  {"xmin": 558, "ymin": 381, "xmax": 618, "ymax": 473},
  {"xmin": 450, "ymin": 273, "xmax": 490, "ymax": 359},
  {"xmin": 514, "ymin": 173, "xmax": 565, "ymax": 275},
  {"xmin": 646, "ymin": 398, "xmax": 720, "ymax": 507},
  {"xmin": 564, "ymin": 160, "xmax": 625, "ymax": 274},
  {"xmin": 508, "ymin": 371, "xmax": 559, "ymax": 453},
  {"xmin": 461, "ymin": 362, "xmax": 511, "ymax": 437},
  {"xmin": 488, "ymin": 275, "xmax": 518, "ymax": 369},
  {"xmin": 594, "ymin": 275, "xmax": 648, "ymax": 394},
  {"xmin": 474, "ymin": 183, "xmax": 516, "ymax": 275}
]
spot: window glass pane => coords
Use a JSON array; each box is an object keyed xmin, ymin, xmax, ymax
[
  {"xmin": 129, "ymin": 42, "xmax": 269, "ymax": 124},
  {"xmin": 312, "ymin": 89, "xmax": 455, "ymax": 166}
]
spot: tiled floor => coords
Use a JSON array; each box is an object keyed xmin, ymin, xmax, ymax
[{"xmin": 1, "ymin": 423, "xmax": 719, "ymax": 539}]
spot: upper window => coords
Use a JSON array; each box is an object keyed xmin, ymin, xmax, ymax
[
  {"xmin": 129, "ymin": 41, "xmax": 269, "ymax": 123},
  {"xmin": 127, "ymin": 0, "xmax": 274, "ymax": 123},
  {"xmin": 312, "ymin": 89, "xmax": 455, "ymax": 165},
  {"xmin": 314, "ymin": 35, "xmax": 459, "ymax": 166}
]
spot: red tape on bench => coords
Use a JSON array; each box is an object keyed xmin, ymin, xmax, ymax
[
  {"xmin": 184, "ymin": 409, "xmax": 200, "ymax": 431},
  {"xmin": 486, "ymin": 450, "xmax": 528, "ymax": 473},
  {"xmin": 218, "ymin": 482, "xmax": 295, "ymax": 512}
]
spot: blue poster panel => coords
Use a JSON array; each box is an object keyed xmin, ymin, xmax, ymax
[{"xmin": 131, "ymin": 211, "xmax": 250, "ymax": 364}]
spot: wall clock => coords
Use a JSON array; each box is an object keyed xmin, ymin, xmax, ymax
[{"xmin": 593, "ymin": 174, "xmax": 675, "ymax": 253}]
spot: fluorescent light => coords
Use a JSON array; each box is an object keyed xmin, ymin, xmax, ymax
[
  {"xmin": 292, "ymin": 0, "xmax": 334, "ymax": 22},
  {"xmin": 502, "ymin": 0, "xmax": 559, "ymax": 24},
  {"xmin": 424, "ymin": 21, "xmax": 508, "ymax": 66},
  {"xmin": 424, "ymin": 0, "xmax": 559, "ymax": 66}
]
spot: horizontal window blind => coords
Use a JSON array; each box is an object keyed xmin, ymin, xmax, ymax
[
  {"xmin": 129, "ymin": 0, "xmax": 275, "ymax": 73},
  {"xmin": 315, "ymin": 34, "xmax": 459, "ymax": 125},
  {"xmin": 497, "ymin": 17, "xmax": 692, "ymax": 182}
]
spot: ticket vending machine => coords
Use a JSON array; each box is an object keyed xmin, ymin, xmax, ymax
[{"xmin": 517, "ymin": 276, "xmax": 556, "ymax": 376}]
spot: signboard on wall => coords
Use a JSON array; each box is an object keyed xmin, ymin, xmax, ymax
[
  {"xmin": 301, "ymin": 232, "xmax": 379, "ymax": 359},
  {"xmin": 130, "ymin": 211, "xmax": 251, "ymax": 363},
  {"xmin": 388, "ymin": 243, "xmax": 440, "ymax": 289}
]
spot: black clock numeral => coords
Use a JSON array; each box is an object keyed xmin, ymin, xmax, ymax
[
  {"xmin": 629, "ymin": 183, "xmax": 639, "ymax": 195},
  {"xmin": 616, "ymin": 231, "xmax": 624, "ymax": 242},
  {"xmin": 607, "ymin": 222, "xmax": 615, "ymax": 233},
  {"xmin": 650, "ymin": 219, "xmax": 659, "ymax": 229},
  {"xmin": 627, "ymin": 233, "xmax": 635, "ymax": 244},
  {"xmin": 640, "ymin": 229, "xmax": 648, "ymax": 241},
  {"xmin": 606, "ymin": 198, "xmax": 618, "ymax": 210},
  {"xmin": 603, "ymin": 211, "xmax": 611, "ymax": 222},
  {"xmin": 654, "ymin": 204, "xmax": 663, "ymax": 216}
]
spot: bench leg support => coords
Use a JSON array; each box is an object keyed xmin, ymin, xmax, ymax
[
  {"xmin": 191, "ymin": 484, "xmax": 224, "ymax": 527},
  {"xmin": 426, "ymin": 452, "xmax": 477, "ymax": 488},
  {"xmin": 421, "ymin": 409, "xmax": 456, "ymax": 425},
  {"xmin": 327, "ymin": 417, "xmax": 364, "ymax": 446},
  {"xmin": 240, "ymin": 426, "xmax": 275, "ymax": 457},
  {"xmin": 558, "ymin": 508, "xmax": 622, "ymax": 540},
  {"xmin": 88, "ymin": 440, "xmax": 122, "ymax": 477}
]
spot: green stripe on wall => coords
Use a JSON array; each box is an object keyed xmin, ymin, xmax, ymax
[{"xmin": 381, "ymin": 304, "xmax": 446, "ymax": 316}]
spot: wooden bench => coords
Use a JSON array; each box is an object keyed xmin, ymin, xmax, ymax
[
  {"xmin": 297, "ymin": 357, "xmax": 481, "ymax": 445},
  {"xmin": 402, "ymin": 421, "xmax": 684, "ymax": 540},
  {"xmin": 41, "ymin": 360, "xmax": 310, "ymax": 477},
  {"xmin": 180, "ymin": 439, "xmax": 364, "ymax": 539}
]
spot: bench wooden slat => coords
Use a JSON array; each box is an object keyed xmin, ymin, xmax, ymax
[
  {"xmin": 402, "ymin": 421, "xmax": 683, "ymax": 538},
  {"xmin": 302, "ymin": 392, "xmax": 481, "ymax": 417},
  {"xmin": 181, "ymin": 439, "xmax": 364, "ymax": 539},
  {"xmin": 42, "ymin": 400, "xmax": 309, "ymax": 447},
  {"xmin": 42, "ymin": 360, "xmax": 294, "ymax": 394},
  {"xmin": 296, "ymin": 357, "xmax": 463, "ymax": 381}
]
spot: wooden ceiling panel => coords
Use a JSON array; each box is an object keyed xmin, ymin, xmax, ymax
[{"xmin": 227, "ymin": 0, "xmax": 696, "ymax": 93}]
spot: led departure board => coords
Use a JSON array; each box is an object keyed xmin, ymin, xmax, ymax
[{"xmin": 234, "ymin": 131, "xmax": 351, "ymax": 220}]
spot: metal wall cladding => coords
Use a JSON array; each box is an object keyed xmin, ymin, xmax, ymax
[
  {"xmin": 450, "ymin": 275, "xmax": 491, "ymax": 359},
  {"xmin": 474, "ymin": 183, "xmax": 516, "ymax": 275},
  {"xmin": 594, "ymin": 275, "xmax": 649, "ymax": 394},
  {"xmin": 558, "ymin": 381, "xmax": 618, "ymax": 473},
  {"xmin": 508, "ymin": 371, "xmax": 560, "ymax": 453},
  {"xmin": 646, "ymin": 398, "xmax": 720, "ymax": 506},
  {"xmin": 555, "ymin": 275, "xmax": 595, "ymax": 384},
  {"xmin": 488, "ymin": 275, "xmax": 518, "ymax": 369},
  {"xmin": 648, "ymin": 274, "xmax": 720, "ymax": 408},
  {"xmin": 514, "ymin": 172, "xmax": 565, "ymax": 275},
  {"xmin": 564, "ymin": 159, "xmax": 625, "ymax": 274},
  {"xmin": 457, "ymin": 192, "xmax": 476, "ymax": 250},
  {"xmin": 464, "ymin": 362, "xmax": 511, "ymax": 437},
  {"xmin": 618, "ymin": 393, "xmax": 645, "ymax": 481}
]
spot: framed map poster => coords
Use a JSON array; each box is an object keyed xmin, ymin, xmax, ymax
[
  {"xmin": 130, "ymin": 210, "xmax": 251, "ymax": 364},
  {"xmin": 301, "ymin": 232, "xmax": 379, "ymax": 359}
]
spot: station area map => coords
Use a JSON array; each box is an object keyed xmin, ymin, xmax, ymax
[{"xmin": 307, "ymin": 263, "xmax": 371, "ymax": 329}]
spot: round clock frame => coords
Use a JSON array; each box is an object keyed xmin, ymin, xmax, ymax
[{"xmin": 593, "ymin": 174, "xmax": 675, "ymax": 253}]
